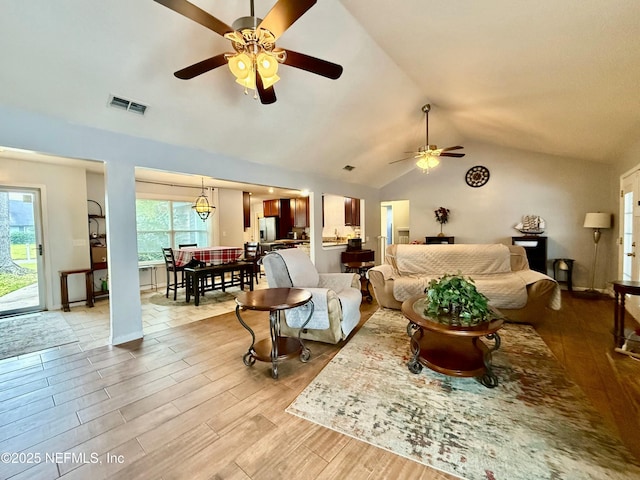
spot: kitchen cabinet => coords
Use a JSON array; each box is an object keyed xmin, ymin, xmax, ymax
[
  {"xmin": 278, "ymin": 200, "xmax": 292, "ymax": 239},
  {"xmin": 291, "ymin": 197, "xmax": 309, "ymax": 228},
  {"xmin": 344, "ymin": 197, "xmax": 361, "ymax": 226},
  {"xmin": 263, "ymin": 199, "xmax": 280, "ymax": 217},
  {"xmin": 243, "ymin": 192, "xmax": 251, "ymax": 229},
  {"xmin": 263, "ymin": 199, "xmax": 293, "ymax": 238}
]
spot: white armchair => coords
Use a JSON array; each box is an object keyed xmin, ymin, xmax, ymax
[{"xmin": 261, "ymin": 248, "xmax": 362, "ymax": 344}]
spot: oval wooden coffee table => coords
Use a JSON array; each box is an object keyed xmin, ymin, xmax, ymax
[
  {"xmin": 235, "ymin": 287, "xmax": 314, "ymax": 379},
  {"xmin": 401, "ymin": 295, "xmax": 504, "ymax": 388}
]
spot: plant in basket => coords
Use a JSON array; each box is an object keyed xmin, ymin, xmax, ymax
[{"xmin": 424, "ymin": 273, "xmax": 492, "ymax": 326}]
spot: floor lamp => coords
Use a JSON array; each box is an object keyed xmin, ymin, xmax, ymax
[{"xmin": 583, "ymin": 212, "xmax": 611, "ymax": 295}]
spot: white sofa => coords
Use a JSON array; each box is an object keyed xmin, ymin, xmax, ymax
[{"xmin": 369, "ymin": 243, "xmax": 561, "ymax": 324}]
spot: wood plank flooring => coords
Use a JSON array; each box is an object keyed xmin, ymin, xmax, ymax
[{"xmin": 0, "ymin": 290, "xmax": 638, "ymax": 479}]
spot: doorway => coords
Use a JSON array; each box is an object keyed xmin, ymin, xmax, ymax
[
  {"xmin": 0, "ymin": 187, "xmax": 46, "ymax": 316},
  {"xmin": 380, "ymin": 200, "xmax": 410, "ymax": 248},
  {"xmin": 621, "ymin": 172, "xmax": 639, "ymax": 282}
]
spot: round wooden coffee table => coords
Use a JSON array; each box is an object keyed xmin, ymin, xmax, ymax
[
  {"xmin": 235, "ymin": 287, "xmax": 313, "ymax": 379},
  {"xmin": 401, "ymin": 295, "xmax": 504, "ymax": 388}
]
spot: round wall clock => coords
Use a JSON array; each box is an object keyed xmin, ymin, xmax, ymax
[{"xmin": 465, "ymin": 165, "xmax": 490, "ymax": 187}]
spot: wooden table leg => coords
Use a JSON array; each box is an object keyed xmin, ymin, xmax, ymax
[
  {"xmin": 194, "ymin": 271, "xmax": 201, "ymax": 307},
  {"xmin": 60, "ymin": 273, "xmax": 70, "ymax": 312},
  {"xmin": 618, "ymin": 292, "xmax": 626, "ymax": 349},
  {"xmin": 85, "ymin": 271, "xmax": 94, "ymax": 308}
]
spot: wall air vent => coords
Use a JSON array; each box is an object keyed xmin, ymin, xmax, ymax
[
  {"xmin": 108, "ymin": 95, "xmax": 148, "ymax": 115},
  {"xmin": 343, "ymin": 165, "xmax": 355, "ymax": 171}
]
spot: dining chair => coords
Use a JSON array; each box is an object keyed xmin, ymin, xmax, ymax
[
  {"xmin": 242, "ymin": 242, "xmax": 262, "ymax": 285},
  {"xmin": 161, "ymin": 247, "xmax": 186, "ymax": 300},
  {"xmin": 177, "ymin": 243, "xmax": 213, "ymax": 290}
]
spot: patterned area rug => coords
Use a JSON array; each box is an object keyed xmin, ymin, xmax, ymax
[
  {"xmin": 148, "ymin": 290, "xmax": 238, "ymax": 307},
  {"xmin": 0, "ymin": 312, "xmax": 78, "ymax": 360},
  {"xmin": 287, "ymin": 308, "xmax": 640, "ymax": 480}
]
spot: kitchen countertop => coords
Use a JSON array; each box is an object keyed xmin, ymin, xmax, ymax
[
  {"xmin": 322, "ymin": 242, "xmax": 348, "ymax": 248},
  {"xmin": 273, "ymin": 239, "xmax": 309, "ymax": 244}
]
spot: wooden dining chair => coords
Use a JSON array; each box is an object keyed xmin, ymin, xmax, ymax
[
  {"xmin": 177, "ymin": 243, "xmax": 213, "ymax": 291},
  {"xmin": 162, "ymin": 247, "xmax": 186, "ymax": 300},
  {"xmin": 242, "ymin": 242, "xmax": 262, "ymax": 285}
]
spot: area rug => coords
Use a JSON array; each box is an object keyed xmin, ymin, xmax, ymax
[
  {"xmin": 0, "ymin": 312, "xmax": 78, "ymax": 360},
  {"xmin": 286, "ymin": 308, "xmax": 640, "ymax": 480},
  {"xmin": 147, "ymin": 289, "xmax": 238, "ymax": 307}
]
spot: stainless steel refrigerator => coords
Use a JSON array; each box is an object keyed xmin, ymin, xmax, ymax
[{"xmin": 259, "ymin": 217, "xmax": 278, "ymax": 242}]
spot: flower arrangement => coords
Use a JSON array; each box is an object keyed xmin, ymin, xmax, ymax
[
  {"xmin": 424, "ymin": 273, "xmax": 492, "ymax": 326},
  {"xmin": 434, "ymin": 207, "xmax": 450, "ymax": 236}
]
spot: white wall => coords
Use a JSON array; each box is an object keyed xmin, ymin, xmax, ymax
[
  {"xmin": 1, "ymin": 157, "xmax": 90, "ymax": 307},
  {"xmin": 217, "ymin": 189, "xmax": 244, "ymax": 248},
  {"xmin": 381, "ymin": 140, "xmax": 618, "ymax": 290}
]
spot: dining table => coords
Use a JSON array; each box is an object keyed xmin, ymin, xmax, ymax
[{"xmin": 174, "ymin": 246, "xmax": 243, "ymax": 267}]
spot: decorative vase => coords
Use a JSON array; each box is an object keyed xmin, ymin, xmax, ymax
[{"xmin": 437, "ymin": 224, "xmax": 445, "ymax": 237}]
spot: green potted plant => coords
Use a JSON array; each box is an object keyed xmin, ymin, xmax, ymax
[{"xmin": 424, "ymin": 273, "xmax": 492, "ymax": 326}]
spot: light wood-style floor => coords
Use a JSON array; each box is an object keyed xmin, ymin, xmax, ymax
[{"xmin": 0, "ymin": 290, "xmax": 639, "ymax": 479}]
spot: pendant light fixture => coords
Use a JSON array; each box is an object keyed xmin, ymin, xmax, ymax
[{"xmin": 192, "ymin": 178, "xmax": 215, "ymax": 221}]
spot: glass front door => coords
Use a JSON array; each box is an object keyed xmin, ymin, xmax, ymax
[{"xmin": 0, "ymin": 187, "xmax": 45, "ymax": 316}]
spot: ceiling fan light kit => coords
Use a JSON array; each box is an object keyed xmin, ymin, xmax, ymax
[
  {"xmin": 154, "ymin": 0, "xmax": 343, "ymax": 104},
  {"xmin": 390, "ymin": 103, "xmax": 465, "ymax": 173}
]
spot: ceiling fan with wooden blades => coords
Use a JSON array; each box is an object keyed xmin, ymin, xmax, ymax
[
  {"xmin": 153, "ymin": 0, "xmax": 343, "ymax": 104},
  {"xmin": 390, "ymin": 104, "xmax": 465, "ymax": 173}
]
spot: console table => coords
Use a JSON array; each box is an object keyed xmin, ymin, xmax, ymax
[
  {"xmin": 612, "ymin": 280, "xmax": 640, "ymax": 350},
  {"xmin": 235, "ymin": 288, "xmax": 313, "ymax": 379},
  {"xmin": 59, "ymin": 268, "xmax": 94, "ymax": 312},
  {"xmin": 425, "ymin": 236, "xmax": 455, "ymax": 244}
]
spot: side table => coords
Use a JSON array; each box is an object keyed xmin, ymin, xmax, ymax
[
  {"xmin": 343, "ymin": 261, "xmax": 375, "ymax": 302},
  {"xmin": 552, "ymin": 258, "xmax": 574, "ymax": 291},
  {"xmin": 59, "ymin": 268, "xmax": 94, "ymax": 312},
  {"xmin": 235, "ymin": 288, "xmax": 313, "ymax": 379},
  {"xmin": 612, "ymin": 280, "xmax": 640, "ymax": 349}
]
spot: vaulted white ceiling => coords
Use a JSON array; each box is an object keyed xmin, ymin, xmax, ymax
[{"xmin": 1, "ymin": 0, "xmax": 639, "ymax": 188}]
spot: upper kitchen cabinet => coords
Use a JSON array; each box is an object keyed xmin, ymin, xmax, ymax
[
  {"xmin": 291, "ymin": 197, "xmax": 309, "ymax": 228},
  {"xmin": 263, "ymin": 199, "xmax": 280, "ymax": 217},
  {"xmin": 344, "ymin": 197, "xmax": 361, "ymax": 226},
  {"xmin": 263, "ymin": 198, "xmax": 293, "ymax": 238},
  {"xmin": 243, "ymin": 192, "xmax": 251, "ymax": 229}
]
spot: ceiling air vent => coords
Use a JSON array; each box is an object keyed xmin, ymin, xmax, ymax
[
  {"xmin": 343, "ymin": 165, "xmax": 355, "ymax": 171},
  {"xmin": 108, "ymin": 95, "xmax": 148, "ymax": 115}
]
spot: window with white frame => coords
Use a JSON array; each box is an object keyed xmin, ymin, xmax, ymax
[{"xmin": 136, "ymin": 199, "xmax": 208, "ymax": 262}]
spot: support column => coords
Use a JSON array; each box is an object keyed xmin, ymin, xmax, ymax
[{"xmin": 104, "ymin": 162, "xmax": 143, "ymax": 345}]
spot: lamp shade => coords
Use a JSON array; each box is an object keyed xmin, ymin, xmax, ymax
[{"xmin": 583, "ymin": 212, "xmax": 611, "ymax": 229}]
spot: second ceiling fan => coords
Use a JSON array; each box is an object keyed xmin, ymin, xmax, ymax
[
  {"xmin": 391, "ymin": 104, "xmax": 465, "ymax": 173},
  {"xmin": 153, "ymin": 0, "xmax": 343, "ymax": 104}
]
